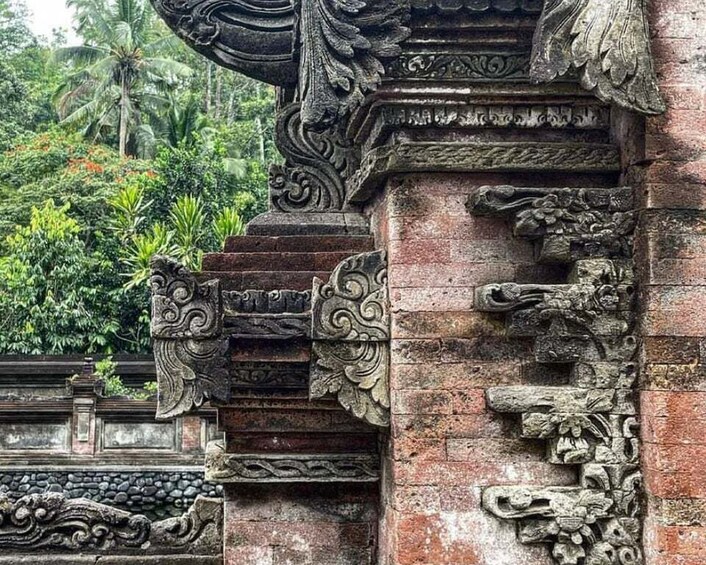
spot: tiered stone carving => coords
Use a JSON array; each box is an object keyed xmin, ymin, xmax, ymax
[
  {"xmin": 470, "ymin": 186, "xmax": 642, "ymax": 565},
  {"xmin": 310, "ymin": 250, "xmax": 391, "ymax": 427}
]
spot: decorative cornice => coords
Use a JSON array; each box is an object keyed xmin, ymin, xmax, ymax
[
  {"xmin": 205, "ymin": 441, "xmax": 379, "ymax": 483},
  {"xmin": 348, "ymin": 143, "xmax": 621, "ymax": 204},
  {"xmin": 310, "ymin": 250, "xmax": 391, "ymax": 427}
]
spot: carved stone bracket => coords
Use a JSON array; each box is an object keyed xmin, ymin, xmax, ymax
[
  {"xmin": 310, "ymin": 250, "xmax": 391, "ymax": 427},
  {"xmin": 469, "ymin": 186, "xmax": 636, "ymax": 263},
  {"xmin": 471, "ymin": 183, "xmax": 642, "ymax": 563},
  {"xmin": 151, "ymin": 256, "xmax": 230, "ymax": 420},
  {"xmin": 205, "ymin": 441, "xmax": 380, "ymax": 483}
]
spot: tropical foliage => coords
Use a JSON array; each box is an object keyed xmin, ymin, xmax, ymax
[{"xmin": 0, "ymin": 0, "xmax": 276, "ymax": 354}]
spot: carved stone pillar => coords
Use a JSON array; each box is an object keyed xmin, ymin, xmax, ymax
[{"xmin": 148, "ymin": 0, "xmax": 668, "ymax": 563}]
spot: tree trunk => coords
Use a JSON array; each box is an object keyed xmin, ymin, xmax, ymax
[
  {"xmin": 205, "ymin": 61, "xmax": 212, "ymax": 115},
  {"xmin": 215, "ymin": 66, "xmax": 222, "ymax": 119},
  {"xmin": 255, "ymin": 116, "xmax": 265, "ymax": 163},
  {"xmin": 119, "ymin": 70, "xmax": 129, "ymax": 158}
]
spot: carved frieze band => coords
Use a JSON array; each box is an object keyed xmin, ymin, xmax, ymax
[
  {"xmin": 0, "ymin": 493, "xmax": 222, "ymax": 554},
  {"xmin": 310, "ymin": 250, "xmax": 391, "ymax": 427},
  {"xmin": 205, "ymin": 441, "xmax": 380, "ymax": 483},
  {"xmin": 471, "ymin": 185, "xmax": 642, "ymax": 564},
  {"xmin": 348, "ymin": 143, "xmax": 620, "ymax": 204}
]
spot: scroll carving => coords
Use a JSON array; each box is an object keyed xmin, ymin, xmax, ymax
[
  {"xmin": 151, "ymin": 256, "xmax": 230, "ymax": 419},
  {"xmin": 471, "ymin": 184, "xmax": 642, "ymax": 564},
  {"xmin": 0, "ymin": 493, "xmax": 150, "ymax": 550},
  {"xmin": 531, "ymin": 0, "xmax": 666, "ymax": 115},
  {"xmin": 310, "ymin": 250, "xmax": 391, "ymax": 427},
  {"xmin": 0, "ymin": 493, "xmax": 222, "ymax": 555},
  {"xmin": 269, "ymin": 103, "xmax": 353, "ymax": 212}
]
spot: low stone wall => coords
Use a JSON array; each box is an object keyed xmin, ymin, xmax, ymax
[{"xmin": 0, "ymin": 469, "xmax": 223, "ymax": 520}]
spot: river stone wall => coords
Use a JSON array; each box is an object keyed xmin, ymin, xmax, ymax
[{"xmin": 0, "ymin": 469, "xmax": 223, "ymax": 520}]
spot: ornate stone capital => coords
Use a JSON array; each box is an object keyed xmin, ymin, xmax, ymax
[{"xmin": 310, "ymin": 250, "xmax": 391, "ymax": 427}]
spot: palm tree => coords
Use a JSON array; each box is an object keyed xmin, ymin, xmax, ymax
[{"xmin": 54, "ymin": 0, "xmax": 192, "ymax": 157}]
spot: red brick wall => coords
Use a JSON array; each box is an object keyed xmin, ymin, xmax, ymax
[
  {"xmin": 223, "ymin": 484, "xmax": 378, "ymax": 565},
  {"xmin": 639, "ymin": 2, "xmax": 706, "ymax": 564},
  {"xmin": 370, "ymin": 174, "xmax": 577, "ymax": 565}
]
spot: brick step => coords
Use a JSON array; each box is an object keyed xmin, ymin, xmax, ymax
[
  {"xmin": 198, "ymin": 271, "xmax": 329, "ymax": 291},
  {"xmin": 202, "ymin": 251, "xmax": 355, "ymax": 272},
  {"xmin": 224, "ymin": 235, "xmax": 374, "ymax": 254}
]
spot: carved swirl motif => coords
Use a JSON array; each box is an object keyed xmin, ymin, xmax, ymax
[
  {"xmin": 153, "ymin": 338, "xmax": 229, "ymax": 419},
  {"xmin": 151, "ymin": 255, "xmax": 222, "ymax": 339},
  {"xmin": 0, "ymin": 493, "xmax": 150, "ymax": 550},
  {"xmin": 269, "ymin": 103, "xmax": 353, "ymax": 212},
  {"xmin": 310, "ymin": 250, "xmax": 391, "ymax": 427},
  {"xmin": 312, "ymin": 250, "xmax": 389, "ymax": 341}
]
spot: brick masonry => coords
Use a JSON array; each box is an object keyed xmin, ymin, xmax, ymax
[
  {"xmin": 640, "ymin": 2, "xmax": 706, "ymax": 564},
  {"xmin": 370, "ymin": 175, "xmax": 579, "ymax": 564}
]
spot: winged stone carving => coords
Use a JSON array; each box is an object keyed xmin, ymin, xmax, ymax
[{"xmin": 531, "ymin": 0, "xmax": 666, "ymax": 115}]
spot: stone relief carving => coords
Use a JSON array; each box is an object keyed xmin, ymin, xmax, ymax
[
  {"xmin": 531, "ymin": 0, "xmax": 666, "ymax": 115},
  {"xmin": 310, "ymin": 250, "xmax": 391, "ymax": 427},
  {"xmin": 151, "ymin": 256, "xmax": 230, "ymax": 419},
  {"xmin": 386, "ymin": 52, "xmax": 531, "ymax": 80},
  {"xmin": 471, "ymin": 185, "xmax": 642, "ymax": 564},
  {"xmin": 205, "ymin": 441, "xmax": 380, "ymax": 482},
  {"xmin": 0, "ymin": 493, "xmax": 222, "ymax": 555},
  {"xmin": 0, "ymin": 493, "xmax": 149, "ymax": 551},
  {"xmin": 470, "ymin": 186, "xmax": 635, "ymax": 263}
]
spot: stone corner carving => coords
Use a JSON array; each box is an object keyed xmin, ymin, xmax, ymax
[
  {"xmin": 531, "ymin": 0, "xmax": 666, "ymax": 115},
  {"xmin": 310, "ymin": 250, "xmax": 391, "ymax": 427},
  {"xmin": 150, "ymin": 255, "xmax": 230, "ymax": 420}
]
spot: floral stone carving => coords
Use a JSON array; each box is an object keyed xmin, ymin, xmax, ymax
[
  {"xmin": 471, "ymin": 184, "xmax": 642, "ymax": 564},
  {"xmin": 310, "ymin": 250, "xmax": 391, "ymax": 427}
]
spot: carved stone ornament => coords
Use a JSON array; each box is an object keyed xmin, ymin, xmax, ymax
[
  {"xmin": 471, "ymin": 184, "xmax": 643, "ymax": 564},
  {"xmin": 531, "ymin": 0, "xmax": 666, "ymax": 115},
  {"xmin": 151, "ymin": 255, "xmax": 230, "ymax": 419},
  {"xmin": 269, "ymin": 102, "xmax": 354, "ymax": 213},
  {"xmin": 0, "ymin": 493, "xmax": 222, "ymax": 555},
  {"xmin": 205, "ymin": 441, "xmax": 380, "ymax": 482},
  {"xmin": 310, "ymin": 250, "xmax": 391, "ymax": 427},
  {"xmin": 151, "ymin": 0, "xmax": 410, "ymax": 127},
  {"xmin": 469, "ymin": 186, "xmax": 636, "ymax": 263},
  {"xmin": 0, "ymin": 493, "xmax": 150, "ymax": 551}
]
